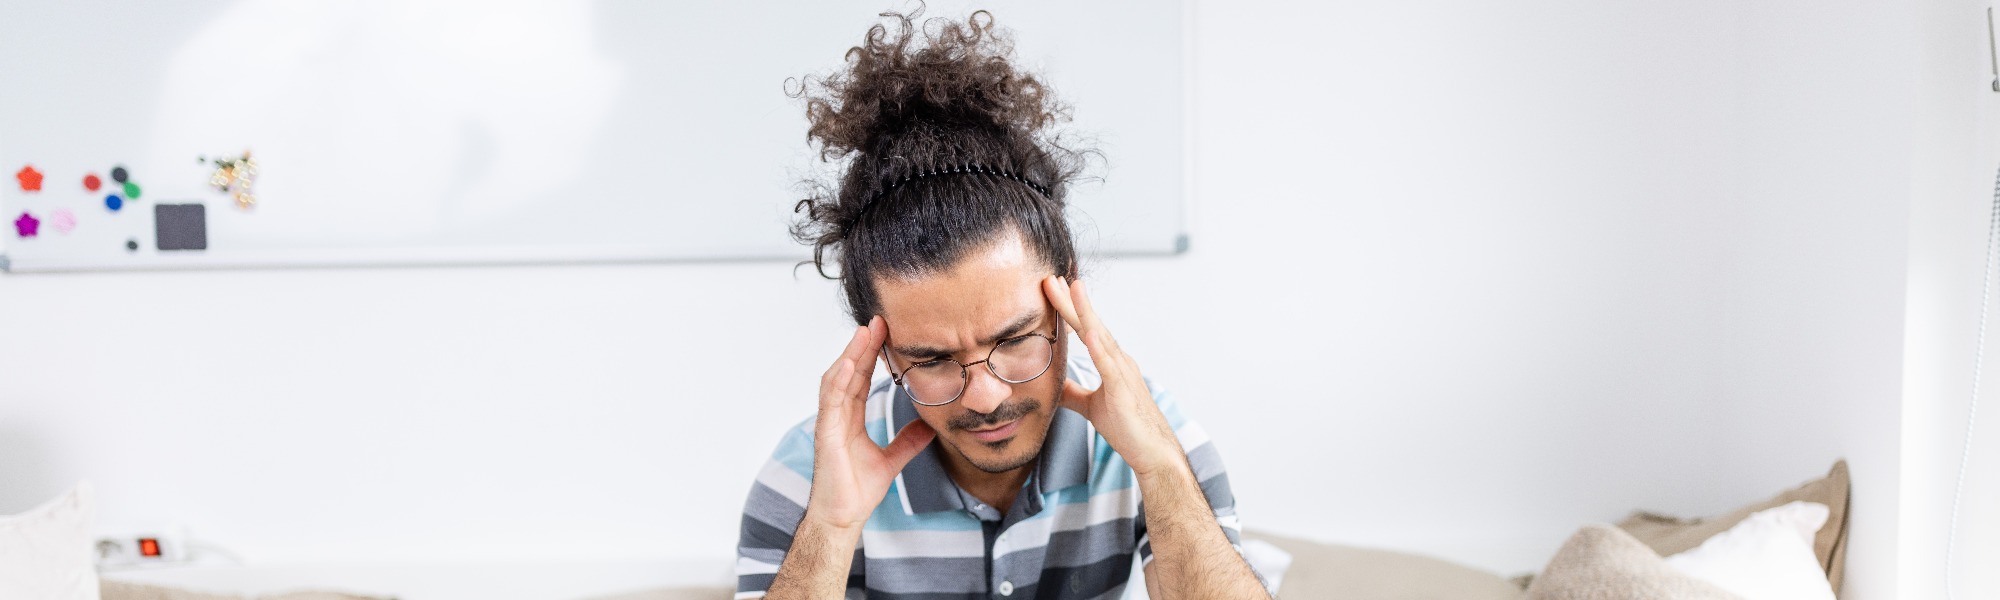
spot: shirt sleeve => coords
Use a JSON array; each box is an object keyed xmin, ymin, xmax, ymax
[
  {"xmin": 1133, "ymin": 378, "xmax": 1242, "ymax": 566},
  {"xmin": 735, "ymin": 418, "xmax": 835, "ymax": 599}
]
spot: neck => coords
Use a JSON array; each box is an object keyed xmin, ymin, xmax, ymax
[{"xmin": 938, "ymin": 446, "xmax": 1034, "ymax": 514}]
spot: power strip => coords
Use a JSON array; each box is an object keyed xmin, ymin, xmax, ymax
[{"xmin": 96, "ymin": 528, "xmax": 188, "ymax": 568}]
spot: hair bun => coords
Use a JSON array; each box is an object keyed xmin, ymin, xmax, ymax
[{"xmin": 794, "ymin": 9, "xmax": 1066, "ymax": 170}]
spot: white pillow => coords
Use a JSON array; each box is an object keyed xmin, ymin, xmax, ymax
[
  {"xmin": 1664, "ymin": 500, "xmax": 1834, "ymax": 600},
  {"xmin": 0, "ymin": 482, "xmax": 100, "ymax": 600}
]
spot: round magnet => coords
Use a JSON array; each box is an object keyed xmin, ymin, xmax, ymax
[
  {"xmin": 15, "ymin": 165, "xmax": 42, "ymax": 192},
  {"xmin": 83, "ymin": 173, "xmax": 101, "ymax": 191},
  {"xmin": 105, "ymin": 194, "xmax": 124, "ymax": 212},
  {"xmin": 48, "ymin": 209, "xmax": 76, "ymax": 234},
  {"xmin": 111, "ymin": 166, "xmax": 129, "ymax": 183},
  {"xmin": 122, "ymin": 181, "xmax": 141, "ymax": 199},
  {"xmin": 126, "ymin": 238, "xmax": 138, "ymax": 252}
]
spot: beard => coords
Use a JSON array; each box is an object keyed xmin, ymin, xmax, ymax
[{"xmin": 944, "ymin": 365, "xmax": 1067, "ymax": 474}]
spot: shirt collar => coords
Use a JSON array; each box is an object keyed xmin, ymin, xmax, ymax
[{"xmin": 884, "ymin": 357, "xmax": 1095, "ymax": 515}]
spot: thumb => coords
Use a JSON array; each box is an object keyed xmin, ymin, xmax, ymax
[
  {"xmin": 882, "ymin": 419, "xmax": 937, "ymax": 470},
  {"xmin": 1060, "ymin": 378, "xmax": 1096, "ymax": 415}
]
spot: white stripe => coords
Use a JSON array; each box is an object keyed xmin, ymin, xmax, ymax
[
  {"xmin": 859, "ymin": 527, "xmax": 988, "ymax": 559},
  {"xmin": 734, "ymin": 592, "xmax": 764, "ymax": 600},
  {"xmin": 1044, "ymin": 485, "xmax": 1142, "ymax": 533},
  {"xmin": 993, "ymin": 516, "xmax": 1049, "ymax": 558},
  {"xmin": 994, "ymin": 486, "xmax": 1140, "ymax": 558},
  {"xmin": 754, "ymin": 459, "xmax": 812, "ymax": 507},
  {"xmin": 736, "ymin": 555, "xmax": 781, "ymax": 576}
]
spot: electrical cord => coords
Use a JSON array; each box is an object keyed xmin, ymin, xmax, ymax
[{"xmin": 1943, "ymin": 164, "xmax": 2000, "ymax": 600}]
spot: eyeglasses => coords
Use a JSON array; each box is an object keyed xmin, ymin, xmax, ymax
[{"xmin": 883, "ymin": 327, "xmax": 1061, "ymax": 407}]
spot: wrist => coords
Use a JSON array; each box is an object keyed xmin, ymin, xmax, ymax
[
  {"xmin": 1125, "ymin": 444, "xmax": 1191, "ymax": 479},
  {"xmin": 801, "ymin": 507, "xmax": 868, "ymax": 539}
]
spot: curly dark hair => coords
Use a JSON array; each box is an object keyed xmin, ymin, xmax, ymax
[{"xmin": 790, "ymin": 7, "xmax": 1089, "ymax": 325}]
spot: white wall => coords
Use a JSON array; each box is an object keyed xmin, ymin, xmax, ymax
[
  {"xmin": 0, "ymin": 0, "xmax": 1927, "ymax": 597},
  {"xmin": 1902, "ymin": 0, "xmax": 2000, "ymax": 599}
]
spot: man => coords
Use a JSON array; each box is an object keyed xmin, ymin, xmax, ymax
[{"xmin": 735, "ymin": 10, "xmax": 1269, "ymax": 600}]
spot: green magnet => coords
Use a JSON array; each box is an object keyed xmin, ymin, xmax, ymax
[{"xmin": 122, "ymin": 181, "xmax": 141, "ymax": 199}]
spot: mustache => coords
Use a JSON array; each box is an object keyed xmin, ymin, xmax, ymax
[{"xmin": 948, "ymin": 398, "xmax": 1042, "ymax": 431}]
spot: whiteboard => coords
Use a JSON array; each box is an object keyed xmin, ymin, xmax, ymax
[{"xmin": 0, "ymin": 0, "xmax": 1186, "ymax": 273}]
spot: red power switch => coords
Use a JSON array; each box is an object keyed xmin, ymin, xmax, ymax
[{"xmin": 138, "ymin": 538, "xmax": 161, "ymax": 558}]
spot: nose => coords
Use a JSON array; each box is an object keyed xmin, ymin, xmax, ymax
[{"xmin": 954, "ymin": 362, "xmax": 1012, "ymax": 415}]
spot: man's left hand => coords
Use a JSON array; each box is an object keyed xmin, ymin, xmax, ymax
[{"xmin": 1043, "ymin": 275, "xmax": 1185, "ymax": 476}]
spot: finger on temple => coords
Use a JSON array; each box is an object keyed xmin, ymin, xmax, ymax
[
  {"xmin": 884, "ymin": 420, "xmax": 937, "ymax": 468},
  {"xmin": 863, "ymin": 315, "xmax": 887, "ymax": 370},
  {"xmin": 853, "ymin": 317, "xmax": 883, "ymax": 382},
  {"xmin": 1044, "ymin": 276, "xmax": 1086, "ymax": 334},
  {"xmin": 841, "ymin": 322, "xmax": 874, "ymax": 364},
  {"xmin": 821, "ymin": 357, "xmax": 856, "ymax": 419}
]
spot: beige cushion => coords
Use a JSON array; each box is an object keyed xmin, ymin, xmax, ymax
[
  {"xmin": 1242, "ymin": 530, "xmax": 1525, "ymax": 600},
  {"xmin": 99, "ymin": 580, "xmax": 389, "ymax": 600},
  {"xmin": 1524, "ymin": 524, "xmax": 1741, "ymax": 600},
  {"xmin": 1617, "ymin": 460, "xmax": 1850, "ymax": 594}
]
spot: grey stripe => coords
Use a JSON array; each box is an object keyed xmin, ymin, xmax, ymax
[
  {"xmin": 1033, "ymin": 551, "xmax": 1136, "ymax": 599},
  {"xmin": 1198, "ymin": 472, "xmax": 1237, "ymax": 513},
  {"xmin": 1186, "ymin": 441, "xmax": 1226, "ymax": 483},
  {"xmin": 736, "ymin": 572, "xmax": 775, "ymax": 594},
  {"xmin": 1036, "ymin": 517, "xmax": 1141, "ymax": 568},
  {"xmin": 1083, "ymin": 584, "xmax": 1134, "ymax": 600},
  {"xmin": 741, "ymin": 482, "xmax": 805, "ymax": 542},
  {"xmin": 861, "ymin": 556, "xmax": 990, "ymax": 594},
  {"xmin": 738, "ymin": 514, "xmax": 794, "ymax": 555}
]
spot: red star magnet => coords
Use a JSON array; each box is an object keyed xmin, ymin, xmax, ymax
[{"xmin": 15, "ymin": 165, "xmax": 43, "ymax": 192}]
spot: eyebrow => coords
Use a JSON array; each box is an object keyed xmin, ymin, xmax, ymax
[{"xmin": 891, "ymin": 309, "xmax": 1045, "ymax": 361}]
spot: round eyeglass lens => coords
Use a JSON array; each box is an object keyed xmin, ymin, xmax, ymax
[
  {"xmin": 903, "ymin": 362, "xmax": 966, "ymax": 405},
  {"xmin": 990, "ymin": 335, "xmax": 1055, "ymax": 382}
]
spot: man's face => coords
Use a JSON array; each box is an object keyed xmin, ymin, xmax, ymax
[{"xmin": 875, "ymin": 233, "xmax": 1066, "ymax": 475}]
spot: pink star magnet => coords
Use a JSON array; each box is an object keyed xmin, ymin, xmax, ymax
[
  {"xmin": 16, "ymin": 165, "xmax": 43, "ymax": 192},
  {"xmin": 48, "ymin": 208, "xmax": 76, "ymax": 234},
  {"xmin": 14, "ymin": 211, "xmax": 39, "ymax": 237}
]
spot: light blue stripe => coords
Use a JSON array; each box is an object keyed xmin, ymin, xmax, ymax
[
  {"xmin": 863, "ymin": 502, "xmax": 985, "ymax": 532},
  {"xmin": 771, "ymin": 418, "xmax": 819, "ymax": 480}
]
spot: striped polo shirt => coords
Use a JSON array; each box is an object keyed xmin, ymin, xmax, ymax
[{"xmin": 736, "ymin": 356, "xmax": 1242, "ymax": 599}]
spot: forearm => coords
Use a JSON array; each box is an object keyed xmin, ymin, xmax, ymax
[
  {"xmin": 1136, "ymin": 462, "xmax": 1269, "ymax": 600},
  {"xmin": 764, "ymin": 511, "xmax": 862, "ymax": 600}
]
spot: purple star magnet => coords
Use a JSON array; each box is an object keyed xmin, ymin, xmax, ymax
[{"xmin": 14, "ymin": 211, "xmax": 39, "ymax": 237}]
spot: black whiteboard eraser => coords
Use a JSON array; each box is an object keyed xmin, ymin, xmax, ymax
[{"xmin": 154, "ymin": 203, "xmax": 208, "ymax": 251}]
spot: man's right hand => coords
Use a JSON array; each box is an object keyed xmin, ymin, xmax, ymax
[{"xmin": 806, "ymin": 315, "xmax": 937, "ymax": 533}]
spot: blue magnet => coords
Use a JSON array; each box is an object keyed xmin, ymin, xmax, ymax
[{"xmin": 105, "ymin": 194, "xmax": 124, "ymax": 212}]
